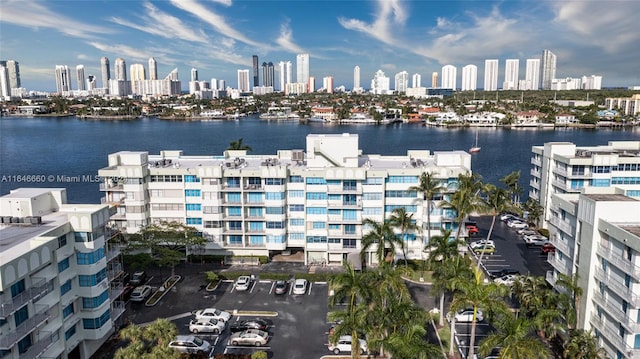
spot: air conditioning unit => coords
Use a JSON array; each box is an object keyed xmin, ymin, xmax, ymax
[{"xmin": 292, "ymin": 150, "xmax": 304, "ymax": 161}]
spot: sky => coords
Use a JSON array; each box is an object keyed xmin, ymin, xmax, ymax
[{"xmin": 1, "ymin": 0, "xmax": 640, "ymax": 92}]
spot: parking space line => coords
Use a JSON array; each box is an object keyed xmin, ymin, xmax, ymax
[
  {"xmin": 308, "ymin": 282, "xmax": 313, "ymax": 295},
  {"xmin": 249, "ymin": 280, "xmax": 258, "ymax": 293},
  {"xmin": 268, "ymin": 281, "xmax": 275, "ymax": 294}
]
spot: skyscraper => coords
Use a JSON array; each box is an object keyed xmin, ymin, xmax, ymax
[
  {"xmin": 353, "ymin": 66, "xmax": 361, "ymax": 90},
  {"xmin": 261, "ymin": 62, "xmax": 275, "ymax": 87},
  {"xmin": 370, "ymin": 69, "xmax": 390, "ymax": 95},
  {"xmin": 541, "ymin": 49, "xmax": 557, "ymax": 90},
  {"xmin": 87, "ymin": 75, "xmax": 97, "ymax": 91},
  {"xmin": 190, "ymin": 68, "xmax": 198, "ymax": 82},
  {"xmin": 484, "ymin": 59, "xmax": 498, "ymax": 91},
  {"xmin": 278, "ymin": 61, "xmax": 292, "ymax": 92},
  {"xmin": 412, "ymin": 73, "xmax": 421, "ymax": 88},
  {"xmin": 296, "ymin": 53, "xmax": 309, "ymax": 89},
  {"xmin": 322, "ymin": 76, "xmax": 334, "ymax": 93},
  {"xmin": 308, "ymin": 76, "xmax": 315, "ymax": 92},
  {"xmin": 441, "ymin": 65, "xmax": 457, "ymax": 90},
  {"xmin": 252, "ymin": 55, "xmax": 259, "ymax": 87},
  {"xmin": 148, "ymin": 57, "xmax": 157, "ymax": 80},
  {"xmin": 431, "ymin": 72, "xmax": 438, "ymax": 88},
  {"xmin": 394, "ymin": 71, "xmax": 408, "ymax": 93},
  {"xmin": 237, "ymin": 69, "xmax": 250, "ymax": 92},
  {"xmin": 130, "ymin": 63, "xmax": 146, "ymax": 94},
  {"xmin": 55, "ymin": 65, "xmax": 71, "ymax": 93},
  {"xmin": 461, "ymin": 64, "xmax": 477, "ymax": 91},
  {"xmin": 114, "ymin": 58, "xmax": 127, "ymax": 81},
  {"xmin": 100, "ymin": 56, "xmax": 110, "ymax": 88},
  {"xmin": 76, "ymin": 65, "xmax": 86, "ymax": 91},
  {"xmin": 503, "ymin": 59, "xmax": 519, "ymax": 90},
  {"xmin": 6, "ymin": 60, "xmax": 20, "ymax": 89},
  {"xmin": 0, "ymin": 64, "xmax": 10, "ymax": 98},
  {"xmin": 525, "ymin": 58, "xmax": 541, "ymax": 90}
]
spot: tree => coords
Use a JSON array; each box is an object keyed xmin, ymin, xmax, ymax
[
  {"xmin": 361, "ymin": 219, "xmax": 402, "ymax": 266},
  {"xmin": 561, "ymin": 329, "xmax": 608, "ymax": 359},
  {"xmin": 328, "ymin": 304, "xmax": 369, "ymax": 358},
  {"xmin": 388, "ymin": 207, "xmax": 418, "ymax": 267},
  {"xmin": 500, "ymin": 170, "xmax": 522, "ymax": 206},
  {"xmin": 432, "ymin": 253, "xmax": 472, "ymax": 327},
  {"xmin": 479, "ymin": 311, "xmax": 552, "ymax": 359},
  {"xmin": 440, "ymin": 173, "xmax": 484, "ymax": 246},
  {"xmin": 477, "ymin": 184, "xmax": 513, "ymax": 269},
  {"xmin": 523, "ymin": 198, "xmax": 544, "ymax": 228},
  {"xmin": 409, "ymin": 172, "xmax": 444, "ymax": 249},
  {"xmin": 115, "ymin": 319, "xmax": 180, "ymax": 359},
  {"xmin": 329, "ymin": 262, "xmax": 371, "ymax": 311},
  {"xmin": 555, "ymin": 273, "xmax": 583, "ymax": 329},
  {"xmin": 126, "ymin": 221, "xmax": 207, "ymax": 276},
  {"xmin": 227, "ymin": 137, "xmax": 252, "ymax": 151}
]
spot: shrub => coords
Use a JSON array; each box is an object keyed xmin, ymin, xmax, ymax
[
  {"xmin": 205, "ymin": 271, "xmax": 219, "ymax": 283},
  {"xmin": 538, "ymin": 228, "xmax": 550, "ymax": 237},
  {"xmin": 251, "ymin": 351, "xmax": 268, "ymax": 359}
]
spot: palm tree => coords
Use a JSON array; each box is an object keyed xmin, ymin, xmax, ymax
[
  {"xmin": 330, "ymin": 262, "xmax": 371, "ymax": 311},
  {"xmin": 440, "ymin": 173, "xmax": 484, "ymax": 246},
  {"xmin": 227, "ymin": 137, "xmax": 252, "ymax": 151},
  {"xmin": 115, "ymin": 319, "xmax": 179, "ymax": 359},
  {"xmin": 500, "ymin": 170, "xmax": 522, "ymax": 206},
  {"xmin": 328, "ymin": 304, "xmax": 369, "ymax": 359},
  {"xmin": 449, "ymin": 266, "xmax": 510, "ymax": 359},
  {"xmin": 555, "ymin": 273, "xmax": 583, "ymax": 329},
  {"xmin": 512, "ymin": 275, "xmax": 552, "ymax": 317},
  {"xmin": 523, "ymin": 197, "xmax": 544, "ymax": 228},
  {"xmin": 477, "ymin": 184, "xmax": 513, "ymax": 270},
  {"xmin": 388, "ymin": 207, "xmax": 418, "ymax": 267},
  {"xmin": 409, "ymin": 172, "xmax": 444, "ymax": 248},
  {"xmin": 479, "ymin": 311, "xmax": 552, "ymax": 359},
  {"xmin": 561, "ymin": 329, "xmax": 608, "ymax": 359},
  {"xmin": 361, "ymin": 219, "xmax": 402, "ymax": 266},
  {"xmin": 432, "ymin": 254, "xmax": 472, "ymax": 327}
]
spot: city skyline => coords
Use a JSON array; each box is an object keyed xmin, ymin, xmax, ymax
[{"xmin": 1, "ymin": 0, "xmax": 639, "ymax": 92}]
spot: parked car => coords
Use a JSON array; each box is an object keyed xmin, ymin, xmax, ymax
[
  {"xmin": 192, "ymin": 308, "xmax": 232, "ymax": 323},
  {"xmin": 189, "ymin": 318, "xmax": 225, "ymax": 334},
  {"xmin": 328, "ymin": 335, "xmax": 368, "ymax": 355},
  {"xmin": 273, "ymin": 280, "xmax": 288, "ymax": 295},
  {"xmin": 473, "ymin": 245, "xmax": 495, "ymax": 254},
  {"xmin": 448, "ymin": 308, "xmax": 484, "ymax": 322},
  {"xmin": 541, "ymin": 243, "xmax": 556, "ymax": 254},
  {"xmin": 518, "ymin": 229, "xmax": 538, "ymax": 237},
  {"xmin": 489, "ymin": 269, "xmax": 520, "ymax": 279},
  {"xmin": 524, "ymin": 234, "xmax": 549, "ymax": 246},
  {"xmin": 494, "ymin": 274, "xmax": 519, "ymax": 286},
  {"xmin": 230, "ymin": 319, "xmax": 268, "ymax": 332},
  {"xmin": 292, "ymin": 278, "xmax": 308, "ymax": 295},
  {"xmin": 466, "ymin": 225, "xmax": 479, "ymax": 236},
  {"xmin": 470, "ymin": 239, "xmax": 495, "ymax": 250},
  {"xmin": 129, "ymin": 285, "xmax": 152, "ymax": 302},
  {"xmin": 129, "ymin": 271, "xmax": 148, "ymax": 286},
  {"xmin": 235, "ymin": 276, "xmax": 252, "ymax": 291},
  {"xmin": 168, "ymin": 335, "xmax": 212, "ymax": 355},
  {"xmin": 507, "ymin": 220, "xmax": 529, "ymax": 229},
  {"xmin": 500, "ymin": 213, "xmax": 521, "ymax": 222},
  {"xmin": 228, "ymin": 329, "xmax": 269, "ymax": 347}
]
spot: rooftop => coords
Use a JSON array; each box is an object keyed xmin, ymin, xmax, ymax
[
  {"xmin": 620, "ymin": 225, "xmax": 640, "ymax": 237},
  {"xmin": 583, "ymin": 194, "xmax": 638, "ymax": 202}
]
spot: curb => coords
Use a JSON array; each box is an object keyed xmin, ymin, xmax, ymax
[{"xmin": 145, "ymin": 275, "xmax": 181, "ymax": 306}]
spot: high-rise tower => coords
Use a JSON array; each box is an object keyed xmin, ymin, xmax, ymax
[
  {"xmin": 76, "ymin": 65, "xmax": 86, "ymax": 91},
  {"xmin": 461, "ymin": 64, "xmax": 477, "ymax": 91},
  {"xmin": 525, "ymin": 59, "xmax": 541, "ymax": 90},
  {"xmin": 252, "ymin": 55, "xmax": 259, "ymax": 87},
  {"xmin": 441, "ymin": 65, "xmax": 457, "ymax": 90},
  {"xmin": 55, "ymin": 65, "xmax": 71, "ymax": 93},
  {"xmin": 237, "ymin": 69, "xmax": 250, "ymax": 92},
  {"xmin": 100, "ymin": 56, "xmax": 110, "ymax": 88},
  {"xmin": 503, "ymin": 59, "xmax": 519, "ymax": 90},
  {"xmin": 130, "ymin": 63, "xmax": 146, "ymax": 94},
  {"xmin": 394, "ymin": 71, "xmax": 408, "ymax": 93},
  {"xmin": 296, "ymin": 53, "xmax": 309, "ymax": 88},
  {"xmin": 148, "ymin": 57, "xmax": 157, "ymax": 80},
  {"xmin": 353, "ymin": 66, "xmax": 361, "ymax": 90},
  {"xmin": 541, "ymin": 49, "xmax": 557, "ymax": 90},
  {"xmin": 261, "ymin": 62, "xmax": 274, "ymax": 87},
  {"xmin": 6, "ymin": 60, "xmax": 20, "ymax": 89},
  {"xmin": 412, "ymin": 73, "xmax": 421, "ymax": 88},
  {"xmin": 114, "ymin": 58, "xmax": 127, "ymax": 81},
  {"xmin": 431, "ymin": 72, "xmax": 438, "ymax": 88},
  {"xmin": 483, "ymin": 59, "xmax": 499, "ymax": 91},
  {"xmin": 278, "ymin": 61, "xmax": 292, "ymax": 92},
  {"xmin": 190, "ymin": 68, "xmax": 198, "ymax": 82}
]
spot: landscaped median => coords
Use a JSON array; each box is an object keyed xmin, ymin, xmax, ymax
[{"xmin": 145, "ymin": 275, "xmax": 181, "ymax": 306}]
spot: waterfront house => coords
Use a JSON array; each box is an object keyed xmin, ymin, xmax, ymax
[
  {"xmin": 513, "ymin": 110, "xmax": 545, "ymax": 127},
  {"xmin": 554, "ymin": 113, "xmax": 579, "ymax": 125}
]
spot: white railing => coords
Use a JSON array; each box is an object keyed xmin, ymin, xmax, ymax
[
  {"xmin": 0, "ymin": 278, "xmax": 51, "ymax": 318},
  {"xmin": 596, "ymin": 244, "xmax": 640, "ymax": 281},
  {"xmin": 22, "ymin": 330, "xmax": 58, "ymax": 359},
  {"xmin": 594, "ymin": 269, "xmax": 640, "ymax": 307},
  {"xmin": 0, "ymin": 304, "xmax": 51, "ymax": 350},
  {"xmin": 549, "ymin": 216, "xmax": 574, "ymax": 234},
  {"xmin": 550, "ymin": 235, "xmax": 571, "ymax": 254}
]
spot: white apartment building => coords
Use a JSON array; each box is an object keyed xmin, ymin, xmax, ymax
[
  {"xmin": 0, "ymin": 188, "xmax": 124, "ymax": 359},
  {"xmin": 545, "ymin": 187, "xmax": 640, "ymax": 359},
  {"xmin": 529, "ymin": 141, "xmax": 640, "ymax": 228},
  {"xmin": 503, "ymin": 59, "xmax": 519, "ymax": 90},
  {"xmin": 441, "ymin": 65, "xmax": 457, "ymax": 90},
  {"xmin": 606, "ymin": 94, "xmax": 640, "ymax": 116},
  {"xmin": 371, "ymin": 70, "xmax": 390, "ymax": 95},
  {"xmin": 461, "ymin": 65, "xmax": 477, "ymax": 91},
  {"xmin": 98, "ymin": 133, "xmax": 472, "ymax": 265},
  {"xmin": 524, "ymin": 59, "xmax": 540, "ymax": 90},
  {"xmin": 484, "ymin": 60, "xmax": 498, "ymax": 91},
  {"xmin": 394, "ymin": 71, "xmax": 408, "ymax": 93}
]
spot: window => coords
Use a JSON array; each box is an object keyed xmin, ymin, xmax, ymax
[
  {"xmin": 151, "ymin": 175, "xmax": 182, "ymax": 182},
  {"xmin": 247, "ymin": 193, "xmax": 263, "ymax": 203},
  {"xmin": 249, "ymin": 222, "xmax": 264, "ymax": 231},
  {"xmin": 74, "ymin": 232, "xmax": 93, "ymax": 242},
  {"xmin": 265, "ymin": 178, "xmax": 284, "ymax": 185},
  {"xmin": 228, "ymin": 236, "xmax": 243, "ymax": 245},
  {"xmin": 343, "ymin": 210, "xmax": 357, "ymax": 220},
  {"xmin": 570, "ymin": 179, "xmax": 584, "ymax": 189},
  {"xmin": 185, "ymin": 189, "xmax": 201, "ymax": 197},
  {"xmin": 329, "ymin": 238, "xmax": 341, "ymax": 244},
  {"xmin": 83, "ymin": 309, "xmax": 111, "ymax": 330},
  {"xmin": 327, "ymin": 180, "xmax": 341, "ymax": 185},
  {"xmin": 61, "ymin": 280, "xmax": 72, "ymax": 295},
  {"xmin": 363, "ymin": 177, "xmax": 382, "ymax": 185},
  {"xmin": 591, "ymin": 179, "xmax": 610, "ymax": 187},
  {"xmin": 329, "ymin": 224, "xmax": 340, "ymax": 230},
  {"xmin": 306, "ymin": 236, "xmax": 327, "ymax": 243},
  {"xmin": 82, "ymin": 290, "xmax": 109, "ymax": 309},
  {"xmin": 186, "ymin": 218, "xmax": 202, "ymax": 225},
  {"xmin": 76, "ymin": 248, "xmax": 105, "ymax": 265},
  {"xmin": 58, "ymin": 258, "xmax": 70, "ymax": 273},
  {"xmin": 343, "ymin": 239, "xmax": 357, "ymax": 248},
  {"xmin": 79, "ymin": 269, "xmax": 107, "ymax": 287},
  {"xmin": 10, "ymin": 279, "xmax": 25, "ymax": 298},
  {"xmin": 343, "ymin": 180, "xmax": 357, "ymax": 190},
  {"xmin": 14, "ymin": 306, "xmax": 29, "ymax": 327},
  {"xmin": 289, "ymin": 232, "xmax": 305, "ymax": 240},
  {"xmin": 362, "ymin": 192, "xmax": 382, "ymax": 200},
  {"xmin": 344, "ymin": 224, "xmax": 356, "ymax": 234},
  {"xmin": 227, "ymin": 192, "xmax": 241, "ymax": 203},
  {"xmin": 385, "ymin": 190, "xmax": 417, "ymax": 198},
  {"xmin": 247, "ymin": 177, "xmax": 261, "ymax": 186},
  {"xmin": 306, "ymin": 192, "xmax": 327, "ymax": 200},
  {"xmin": 17, "ymin": 335, "xmax": 32, "ymax": 354},
  {"xmin": 612, "ymin": 177, "xmax": 640, "ymax": 185},
  {"xmin": 386, "ymin": 176, "xmax": 418, "ymax": 183},
  {"xmin": 63, "ymin": 303, "xmax": 74, "ymax": 319},
  {"xmin": 248, "ymin": 207, "xmax": 263, "ymax": 217},
  {"xmin": 265, "ymin": 207, "xmax": 285, "ymax": 215},
  {"xmin": 184, "ymin": 175, "xmax": 200, "ymax": 182},
  {"xmin": 228, "ymin": 221, "xmax": 242, "ymax": 230},
  {"xmin": 343, "ymin": 194, "xmax": 357, "ymax": 205},
  {"xmin": 58, "ymin": 234, "xmax": 67, "ymax": 248},
  {"xmin": 289, "ymin": 218, "xmax": 304, "ymax": 226},
  {"xmin": 571, "ymin": 165, "xmax": 585, "ymax": 175},
  {"xmin": 204, "ymin": 221, "xmax": 222, "ymax": 228},
  {"xmin": 267, "ymin": 235, "xmax": 285, "ymax": 243},
  {"xmin": 634, "ymin": 334, "xmax": 640, "ymax": 349},
  {"xmin": 592, "ymin": 166, "xmax": 611, "ymax": 174},
  {"xmin": 328, "ymin": 209, "xmax": 341, "ymax": 215},
  {"xmin": 289, "ymin": 175, "xmax": 303, "ymax": 183},
  {"xmin": 362, "ymin": 207, "xmax": 382, "ymax": 215},
  {"xmin": 313, "ymin": 222, "xmax": 326, "ymax": 229},
  {"xmin": 289, "ymin": 204, "xmax": 304, "ymax": 212},
  {"xmin": 186, "ymin": 203, "xmax": 202, "ymax": 211},
  {"xmin": 65, "ymin": 325, "xmax": 77, "ymax": 340},
  {"xmin": 226, "ymin": 177, "xmax": 240, "ymax": 187},
  {"xmin": 328, "ymin": 194, "xmax": 341, "ymax": 201},
  {"xmin": 249, "ymin": 236, "xmax": 264, "ymax": 245},
  {"xmin": 306, "ymin": 207, "xmax": 327, "ymax": 215},
  {"xmin": 266, "ymin": 221, "xmax": 285, "ymax": 229},
  {"xmin": 228, "ymin": 207, "xmax": 241, "ymax": 216},
  {"xmin": 306, "ymin": 177, "xmax": 326, "ymax": 185},
  {"xmin": 385, "ymin": 205, "xmax": 417, "ymax": 213},
  {"xmin": 288, "ymin": 190, "xmax": 304, "ymax": 198},
  {"xmin": 265, "ymin": 192, "xmax": 285, "ymax": 200}
]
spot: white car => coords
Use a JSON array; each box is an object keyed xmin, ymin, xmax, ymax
[
  {"xmin": 192, "ymin": 308, "xmax": 232, "ymax": 323},
  {"xmin": 524, "ymin": 235, "xmax": 550, "ymax": 246},
  {"xmin": 518, "ymin": 229, "xmax": 538, "ymax": 237},
  {"xmin": 328, "ymin": 335, "xmax": 368, "ymax": 355},
  {"xmin": 494, "ymin": 274, "xmax": 519, "ymax": 286},
  {"xmin": 292, "ymin": 278, "xmax": 308, "ymax": 295},
  {"xmin": 129, "ymin": 285, "xmax": 152, "ymax": 302},
  {"xmin": 500, "ymin": 213, "xmax": 521, "ymax": 222},
  {"xmin": 448, "ymin": 308, "xmax": 484, "ymax": 322},
  {"xmin": 470, "ymin": 239, "xmax": 495, "ymax": 250},
  {"xmin": 235, "ymin": 276, "xmax": 252, "ymax": 291},
  {"xmin": 507, "ymin": 220, "xmax": 528, "ymax": 229},
  {"xmin": 189, "ymin": 318, "xmax": 225, "ymax": 334},
  {"xmin": 168, "ymin": 335, "xmax": 212, "ymax": 355}
]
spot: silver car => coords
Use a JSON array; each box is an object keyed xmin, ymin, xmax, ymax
[
  {"xmin": 228, "ymin": 329, "xmax": 269, "ymax": 347},
  {"xmin": 168, "ymin": 335, "xmax": 211, "ymax": 355},
  {"xmin": 189, "ymin": 318, "xmax": 225, "ymax": 334},
  {"xmin": 129, "ymin": 285, "xmax": 151, "ymax": 302}
]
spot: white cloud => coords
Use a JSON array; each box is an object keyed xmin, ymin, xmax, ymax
[
  {"xmin": 87, "ymin": 42, "xmax": 152, "ymax": 62},
  {"xmin": 77, "ymin": 54, "xmax": 89, "ymax": 60},
  {"xmin": 275, "ymin": 21, "xmax": 306, "ymax": 54},
  {"xmin": 338, "ymin": 0, "xmax": 408, "ymax": 45},
  {"xmin": 110, "ymin": 2, "xmax": 208, "ymax": 44},
  {"xmin": 169, "ymin": 0, "xmax": 263, "ymax": 48},
  {"xmin": 0, "ymin": 0, "xmax": 110, "ymax": 39}
]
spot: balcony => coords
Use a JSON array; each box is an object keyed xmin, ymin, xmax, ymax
[
  {"xmin": 99, "ymin": 182, "xmax": 124, "ymax": 191},
  {"xmin": 530, "ymin": 157, "xmax": 541, "ymax": 166},
  {"xmin": 0, "ymin": 278, "xmax": 52, "ymax": 318},
  {"xmin": 548, "ymin": 253, "xmax": 572, "ymax": 276},
  {"xmin": 243, "ymin": 184, "xmax": 264, "ymax": 191},
  {"xmin": 590, "ymin": 313, "xmax": 637, "ymax": 356},
  {"xmin": 530, "ymin": 168, "xmax": 541, "ymax": 178},
  {"xmin": 549, "ymin": 235, "xmax": 571, "ymax": 255},
  {"xmin": 111, "ymin": 301, "xmax": 126, "ymax": 321},
  {"xmin": 0, "ymin": 304, "xmax": 52, "ymax": 350},
  {"xmin": 265, "ymin": 238, "xmax": 287, "ymax": 251},
  {"xmin": 592, "ymin": 290, "xmax": 639, "ymax": 332},
  {"xmin": 545, "ymin": 270, "xmax": 557, "ymax": 286},
  {"xmin": 553, "ymin": 166, "xmax": 568, "ymax": 177},
  {"xmin": 551, "ymin": 179, "xmax": 568, "ymax": 191},
  {"xmin": 549, "ymin": 216, "xmax": 574, "ymax": 235},
  {"xmin": 107, "ymin": 262, "xmax": 123, "ymax": 281},
  {"xmin": 596, "ymin": 244, "xmax": 640, "ymax": 281},
  {"xmin": 106, "ymin": 244, "xmax": 122, "ymax": 262},
  {"xmin": 22, "ymin": 330, "xmax": 58, "ymax": 359},
  {"xmin": 109, "ymin": 282, "xmax": 124, "ymax": 302},
  {"xmin": 594, "ymin": 269, "xmax": 640, "ymax": 307},
  {"xmin": 327, "ymin": 186, "xmax": 361, "ymax": 194},
  {"xmin": 529, "ymin": 180, "xmax": 540, "ymax": 190}
]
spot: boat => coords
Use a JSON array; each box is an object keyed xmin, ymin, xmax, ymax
[
  {"xmin": 469, "ymin": 128, "xmax": 481, "ymax": 153},
  {"xmin": 306, "ymin": 116, "xmax": 329, "ymax": 123}
]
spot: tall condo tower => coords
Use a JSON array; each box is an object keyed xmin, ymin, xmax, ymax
[
  {"xmin": 394, "ymin": 71, "xmax": 409, "ymax": 93},
  {"xmin": 0, "ymin": 63, "xmax": 10, "ymax": 98},
  {"xmin": 237, "ymin": 69, "xmax": 250, "ymax": 92},
  {"xmin": 461, "ymin": 64, "xmax": 477, "ymax": 91},
  {"xmin": 76, "ymin": 65, "xmax": 86, "ymax": 91},
  {"xmin": 87, "ymin": 75, "xmax": 97, "ymax": 90},
  {"xmin": 100, "ymin": 56, "xmax": 110, "ymax": 88},
  {"xmin": 190, "ymin": 68, "xmax": 198, "ymax": 82},
  {"xmin": 431, "ymin": 72, "xmax": 438, "ymax": 88},
  {"xmin": 130, "ymin": 63, "xmax": 146, "ymax": 94},
  {"xmin": 252, "ymin": 55, "xmax": 259, "ymax": 87},
  {"xmin": 278, "ymin": 61, "xmax": 292, "ymax": 92},
  {"xmin": 541, "ymin": 49, "xmax": 557, "ymax": 90},
  {"xmin": 296, "ymin": 53, "xmax": 309, "ymax": 88},
  {"xmin": 484, "ymin": 59, "xmax": 498, "ymax": 91},
  {"xmin": 353, "ymin": 66, "xmax": 361, "ymax": 90},
  {"xmin": 6, "ymin": 60, "xmax": 20, "ymax": 89},
  {"xmin": 441, "ymin": 65, "xmax": 457, "ymax": 90},
  {"xmin": 261, "ymin": 62, "xmax": 275, "ymax": 87},
  {"xmin": 503, "ymin": 59, "xmax": 519, "ymax": 90},
  {"xmin": 55, "ymin": 65, "xmax": 71, "ymax": 93},
  {"xmin": 322, "ymin": 76, "xmax": 334, "ymax": 93},
  {"xmin": 148, "ymin": 57, "xmax": 157, "ymax": 80},
  {"xmin": 114, "ymin": 57, "xmax": 127, "ymax": 81},
  {"xmin": 525, "ymin": 58, "xmax": 541, "ymax": 90},
  {"xmin": 412, "ymin": 73, "xmax": 421, "ymax": 88}
]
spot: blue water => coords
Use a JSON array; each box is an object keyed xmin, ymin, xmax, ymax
[{"xmin": 1, "ymin": 115, "xmax": 638, "ymax": 203}]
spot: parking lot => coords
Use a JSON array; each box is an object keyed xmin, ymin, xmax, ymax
[{"xmin": 124, "ymin": 268, "xmax": 334, "ymax": 358}]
